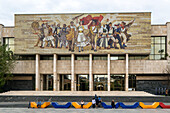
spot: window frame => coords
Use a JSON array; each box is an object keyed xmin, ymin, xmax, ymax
[{"xmin": 150, "ymin": 36, "xmax": 167, "ymax": 60}]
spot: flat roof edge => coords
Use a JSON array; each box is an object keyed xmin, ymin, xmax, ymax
[{"xmin": 14, "ymin": 12, "xmax": 152, "ymax": 16}]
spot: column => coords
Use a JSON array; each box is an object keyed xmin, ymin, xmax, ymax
[
  {"xmin": 35, "ymin": 54, "xmax": 40, "ymax": 91},
  {"xmin": 89, "ymin": 54, "xmax": 93, "ymax": 91},
  {"xmin": 125, "ymin": 53, "xmax": 129, "ymax": 91},
  {"xmin": 53, "ymin": 54, "xmax": 58, "ymax": 91},
  {"xmin": 71, "ymin": 54, "xmax": 75, "ymax": 91},
  {"xmin": 107, "ymin": 54, "xmax": 111, "ymax": 91}
]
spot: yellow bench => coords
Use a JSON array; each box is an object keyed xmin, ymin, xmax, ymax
[
  {"xmin": 30, "ymin": 102, "xmax": 51, "ymax": 108},
  {"xmin": 72, "ymin": 102, "xmax": 92, "ymax": 109},
  {"xmin": 139, "ymin": 102, "xmax": 159, "ymax": 109}
]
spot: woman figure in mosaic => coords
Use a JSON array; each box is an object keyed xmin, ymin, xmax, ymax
[{"xmin": 76, "ymin": 20, "xmax": 92, "ymax": 52}]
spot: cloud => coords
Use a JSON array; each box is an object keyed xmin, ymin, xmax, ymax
[{"xmin": 0, "ymin": 0, "xmax": 169, "ymax": 26}]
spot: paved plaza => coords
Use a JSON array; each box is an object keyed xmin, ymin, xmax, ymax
[
  {"xmin": 0, "ymin": 91, "xmax": 155, "ymax": 96},
  {"xmin": 0, "ymin": 108, "xmax": 170, "ymax": 113}
]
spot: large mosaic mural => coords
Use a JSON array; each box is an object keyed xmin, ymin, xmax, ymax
[{"xmin": 14, "ymin": 13, "xmax": 151, "ymax": 54}]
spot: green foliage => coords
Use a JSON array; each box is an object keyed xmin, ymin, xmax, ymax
[{"xmin": 0, "ymin": 44, "xmax": 15, "ymax": 92}]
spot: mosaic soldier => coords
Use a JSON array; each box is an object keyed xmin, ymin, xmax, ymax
[
  {"xmin": 120, "ymin": 21, "xmax": 127, "ymax": 47},
  {"xmin": 115, "ymin": 24, "xmax": 124, "ymax": 49},
  {"xmin": 76, "ymin": 20, "xmax": 92, "ymax": 52},
  {"xmin": 90, "ymin": 21, "xmax": 98, "ymax": 51},
  {"xmin": 66, "ymin": 21, "xmax": 77, "ymax": 52},
  {"xmin": 107, "ymin": 22, "xmax": 119, "ymax": 49},
  {"xmin": 60, "ymin": 24, "xmax": 68, "ymax": 48},
  {"xmin": 53, "ymin": 24, "xmax": 62, "ymax": 48}
]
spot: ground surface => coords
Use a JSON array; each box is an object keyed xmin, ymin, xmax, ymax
[
  {"xmin": 0, "ymin": 91, "xmax": 156, "ymax": 96},
  {"xmin": 0, "ymin": 108, "xmax": 170, "ymax": 113}
]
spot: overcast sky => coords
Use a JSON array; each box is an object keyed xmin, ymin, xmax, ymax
[{"xmin": 0, "ymin": 0, "xmax": 169, "ymax": 26}]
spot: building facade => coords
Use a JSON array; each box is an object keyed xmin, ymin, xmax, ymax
[{"xmin": 0, "ymin": 12, "xmax": 169, "ymax": 94}]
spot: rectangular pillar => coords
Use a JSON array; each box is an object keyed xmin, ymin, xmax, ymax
[
  {"xmin": 89, "ymin": 54, "xmax": 93, "ymax": 91},
  {"xmin": 53, "ymin": 54, "xmax": 58, "ymax": 91},
  {"xmin": 125, "ymin": 53, "xmax": 129, "ymax": 91},
  {"xmin": 107, "ymin": 54, "xmax": 111, "ymax": 91},
  {"xmin": 35, "ymin": 54, "xmax": 40, "ymax": 91},
  {"xmin": 71, "ymin": 54, "xmax": 75, "ymax": 91}
]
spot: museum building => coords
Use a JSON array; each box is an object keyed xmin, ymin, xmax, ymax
[{"xmin": 0, "ymin": 12, "xmax": 169, "ymax": 94}]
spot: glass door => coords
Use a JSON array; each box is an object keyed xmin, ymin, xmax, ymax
[
  {"xmin": 110, "ymin": 75, "xmax": 125, "ymax": 91},
  {"xmin": 60, "ymin": 75, "xmax": 71, "ymax": 91},
  {"xmin": 93, "ymin": 75, "xmax": 108, "ymax": 91},
  {"xmin": 76, "ymin": 75, "xmax": 89, "ymax": 91}
]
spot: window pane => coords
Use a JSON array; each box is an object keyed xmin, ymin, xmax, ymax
[
  {"xmin": 134, "ymin": 56, "xmax": 141, "ymax": 60},
  {"xmin": 141, "ymin": 56, "xmax": 149, "ymax": 60},
  {"xmin": 155, "ymin": 37, "xmax": 161, "ymax": 43},
  {"xmin": 149, "ymin": 55, "xmax": 154, "ymax": 60},
  {"xmin": 161, "ymin": 43, "xmax": 165, "ymax": 54},
  {"xmin": 161, "ymin": 37, "xmax": 166, "ymax": 43},
  {"xmin": 151, "ymin": 37, "xmax": 154, "ymax": 43},
  {"xmin": 9, "ymin": 45, "xmax": 14, "ymax": 51},
  {"xmin": 118, "ymin": 56, "xmax": 125, "ymax": 60},
  {"xmin": 154, "ymin": 44, "xmax": 161, "ymax": 54},
  {"xmin": 155, "ymin": 55, "xmax": 161, "ymax": 60},
  {"xmin": 9, "ymin": 38, "xmax": 14, "ymax": 45},
  {"xmin": 151, "ymin": 44, "xmax": 155, "ymax": 54},
  {"xmin": 129, "ymin": 56, "xmax": 135, "ymax": 60},
  {"xmin": 111, "ymin": 56, "xmax": 118, "ymax": 60},
  {"xmin": 161, "ymin": 55, "xmax": 166, "ymax": 60}
]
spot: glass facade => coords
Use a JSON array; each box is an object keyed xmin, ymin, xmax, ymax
[
  {"xmin": 76, "ymin": 75, "xmax": 89, "ymax": 91},
  {"xmin": 150, "ymin": 36, "xmax": 166, "ymax": 60},
  {"xmin": 110, "ymin": 75, "xmax": 125, "ymax": 91},
  {"xmin": 93, "ymin": 55, "xmax": 107, "ymax": 60},
  {"xmin": 129, "ymin": 55, "xmax": 149, "ymax": 60},
  {"xmin": 58, "ymin": 55, "xmax": 71, "ymax": 60},
  {"xmin": 128, "ymin": 75, "xmax": 136, "ymax": 90},
  {"xmin": 93, "ymin": 75, "xmax": 108, "ymax": 91},
  {"xmin": 40, "ymin": 55, "xmax": 53, "ymax": 60},
  {"xmin": 75, "ymin": 55, "xmax": 89, "ymax": 60},
  {"xmin": 60, "ymin": 75, "xmax": 71, "ymax": 91},
  {"xmin": 110, "ymin": 55, "xmax": 125, "ymax": 60},
  {"xmin": 14, "ymin": 55, "xmax": 35, "ymax": 60}
]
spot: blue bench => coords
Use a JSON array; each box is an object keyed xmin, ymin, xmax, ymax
[
  {"xmin": 119, "ymin": 102, "xmax": 139, "ymax": 109},
  {"xmin": 51, "ymin": 102, "xmax": 71, "ymax": 108},
  {"xmin": 101, "ymin": 102, "xmax": 119, "ymax": 109}
]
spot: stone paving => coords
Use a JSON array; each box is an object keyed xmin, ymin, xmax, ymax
[
  {"xmin": 0, "ymin": 108, "xmax": 170, "ymax": 113},
  {"xmin": 0, "ymin": 91, "xmax": 156, "ymax": 96}
]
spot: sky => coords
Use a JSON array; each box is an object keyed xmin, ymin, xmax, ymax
[{"xmin": 0, "ymin": 0, "xmax": 170, "ymax": 26}]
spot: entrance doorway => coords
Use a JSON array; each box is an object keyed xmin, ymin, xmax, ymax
[
  {"xmin": 76, "ymin": 75, "xmax": 89, "ymax": 91},
  {"xmin": 93, "ymin": 75, "xmax": 108, "ymax": 91},
  {"xmin": 110, "ymin": 75, "xmax": 125, "ymax": 91},
  {"xmin": 42, "ymin": 74, "xmax": 53, "ymax": 91},
  {"xmin": 60, "ymin": 75, "xmax": 71, "ymax": 91}
]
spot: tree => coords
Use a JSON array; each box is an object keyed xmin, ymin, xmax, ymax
[{"xmin": 0, "ymin": 44, "xmax": 15, "ymax": 92}]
